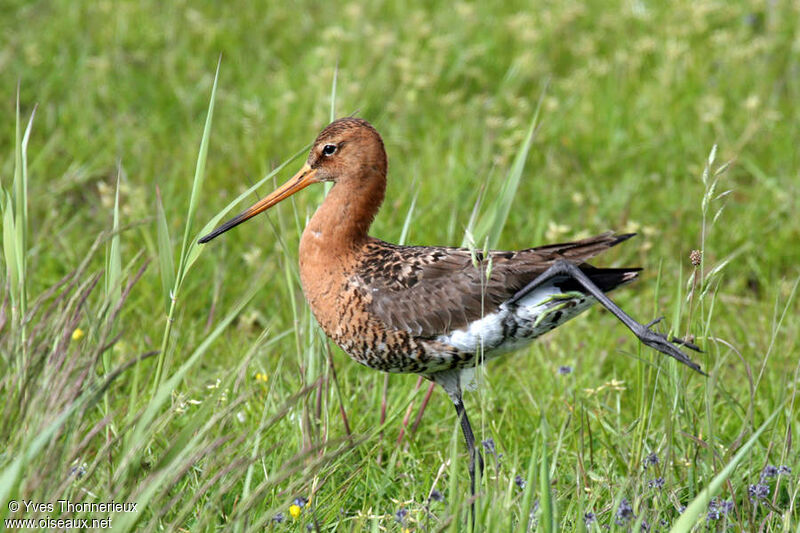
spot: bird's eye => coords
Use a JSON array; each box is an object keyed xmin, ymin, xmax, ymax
[{"xmin": 322, "ymin": 144, "xmax": 337, "ymax": 156}]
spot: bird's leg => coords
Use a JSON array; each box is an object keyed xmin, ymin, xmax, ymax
[
  {"xmin": 452, "ymin": 392, "xmax": 484, "ymax": 526},
  {"xmin": 410, "ymin": 381, "xmax": 437, "ymax": 436},
  {"xmin": 510, "ymin": 259, "xmax": 706, "ymax": 375}
]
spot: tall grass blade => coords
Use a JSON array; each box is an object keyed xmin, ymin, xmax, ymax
[
  {"xmin": 155, "ymin": 185, "xmax": 175, "ymax": 312},
  {"xmin": 325, "ymin": 64, "xmax": 339, "ymax": 196},
  {"xmin": 18, "ymin": 103, "xmax": 36, "ymax": 318},
  {"xmin": 184, "ymin": 145, "xmax": 308, "ymax": 276},
  {"xmin": 520, "ymin": 441, "xmax": 538, "ymax": 532},
  {"xmin": 669, "ymin": 404, "xmax": 783, "ymax": 532},
  {"xmin": 11, "ymin": 89, "xmax": 24, "ymax": 321},
  {"xmin": 539, "ymin": 416, "xmax": 556, "ymax": 533},
  {"xmin": 2, "ymin": 194, "xmax": 19, "ymax": 314},
  {"xmin": 0, "ymin": 349, "xmax": 144, "ymax": 522},
  {"xmin": 447, "ymin": 422, "xmax": 462, "ymax": 533},
  {"xmin": 398, "ymin": 189, "xmax": 418, "ymax": 246},
  {"xmin": 473, "ymin": 84, "xmax": 546, "ymax": 249},
  {"xmin": 104, "ymin": 167, "xmax": 122, "ymax": 305},
  {"xmin": 330, "ymin": 62, "xmax": 338, "ymax": 123},
  {"xmin": 152, "ymin": 59, "xmax": 220, "ymax": 391},
  {"xmin": 119, "ymin": 272, "xmax": 265, "ymax": 511},
  {"xmin": 176, "ymin": 59, "xmax": 221, "ymax": 288},
  {"xmin": 4, "ymin": 93, "xmax": 36, "ymax": 333},
  {"xmin": 0, "ymin": 397, "xmax": 85, "ymax": 521}
]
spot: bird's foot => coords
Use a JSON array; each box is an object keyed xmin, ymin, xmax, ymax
[
  {"xmin": 668, "ymin": 335, "xmax": 702, "ymax": 353},
  {"xmin": 632, "ymin": 318, "xmax": 706, "ymax": 375}
]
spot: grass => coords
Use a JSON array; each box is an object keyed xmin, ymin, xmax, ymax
[{"xmin": 1, "ymin": 0, "xmax": 799, "ymax": 531}]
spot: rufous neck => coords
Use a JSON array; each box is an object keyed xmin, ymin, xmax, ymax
[{"xmin": 302, "ymin": 170, "xmax": 386, "ymax": 253}]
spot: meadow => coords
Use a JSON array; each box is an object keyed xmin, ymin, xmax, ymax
[{"xmin": 1, "ymin": 1, "xmax": 799, "ymax": 531}]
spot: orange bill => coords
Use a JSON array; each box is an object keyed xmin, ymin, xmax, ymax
[{"xmin": 198, "ymin": 164, "xmax": 318, "ymax": 243}]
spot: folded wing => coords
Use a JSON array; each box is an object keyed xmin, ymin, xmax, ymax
[{"xmin": 356, "ymin": 232, "xmax": 637, "ymax": 337}]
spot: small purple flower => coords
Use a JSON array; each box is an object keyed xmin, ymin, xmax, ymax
[
  {"xmin": 429, "ymin": 489, "xmax": 444, "ymax": 502},
  {"xmin": 482, "ymin": 439, "xmax": 497, "ymax": 456},
  {"xmin": 778, "ymin": 465, "xmax": 792, "ymax": 475},
  {"xmin": 395, "ymin": 508, "xmax": 408, "ymax": 523},
  {"xmin": 678, "ymin": 505, "xmax": 686, "ymax": 514},
  {"xmin": 584, "ymin": 512, "xmax": 596, "ymax": 526},
  {"xmin": 647, "ymin": 477, "xmax": 665, "ymax": 490},
  {"xmin": 68, "ymin": 464, "xmax": 86, "ymax": 479},
  {"xmin": 748, "ymin": 483, "xmax": 770, "ymax": 503},
  {"xmin": 707, "ymin": 499, "xmax": 721, "ymax": 522},
  {"xmin": 272, "ymin": 512, "xmax": 285, "ymax": 523},
  {"xmin": 719, "ymin": 500, "xmax": 734, "ymax": 514},
  {"xmin": 515, "ymin": 474, "xmax": 527, "ymax": 490},
  {"xmin": 527, "ymin": 500, "xmax": 540, "ymax": 529},
  {"xmin": 557, "ymin": 365, "xmax": 573, "ymax": 375},
  {"xmin": 640, "ymin": 519, "xmax": 650, "ymax": 531},
  {"xmin": 615, "ymin": 498, "xmax": 635, "ymax": 525},
  {"xmin": 644, "ymin": 452, "xmax": 659, "ymax": 468},
  {"xmin": 761, "ymin": 464, "xmax": 778, "ymax": 479},
  {"xmin": 294, "ymin": 497, "xmax": 308, "ymax": 508}
]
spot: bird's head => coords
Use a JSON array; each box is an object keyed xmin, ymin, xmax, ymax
[{"xmin": 199, "ymin": 117, "xmax": 386, "ymax": 244}]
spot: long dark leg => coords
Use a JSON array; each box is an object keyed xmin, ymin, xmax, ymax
[
  {"xmin": 452, "ymin": 395, "xmax": 484, "ymax": 525},
  {"xmin": 509, "ymin": 259, "xmax": 706, "ymax": 375}
]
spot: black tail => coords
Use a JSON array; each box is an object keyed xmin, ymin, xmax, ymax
[
  {"xmin": 551, "ymin": 266, "xmax": 641, "ymax": 294},
  {"xmin": 509, "ymin": 233, "xmax": 641, "ymax": 305},
  {"xmin": 580, "ymin": 266, "xmax": 641, "ymax": 292},
  {"xmin": 554, "ymin": 264, "xmax": 642, "ymax": 292}
]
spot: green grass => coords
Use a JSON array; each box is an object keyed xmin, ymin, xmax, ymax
[{"xmin": 2, "ymin": 1, "xmax": 799, "ymax": 531}]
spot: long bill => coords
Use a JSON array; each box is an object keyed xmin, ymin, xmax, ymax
[{"xmin": 198, "ymin": 164, "xmax": 318, "ymax": 243}]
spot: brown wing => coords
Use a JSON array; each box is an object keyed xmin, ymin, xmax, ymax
[{"xmin": 354, "ymin": 232, "xmax": 635, "ymax": 337}]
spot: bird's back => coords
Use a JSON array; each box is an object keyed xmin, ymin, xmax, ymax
[{"xmin": 305, "ymin": 232, "xmax": 640, "ymax": 374}]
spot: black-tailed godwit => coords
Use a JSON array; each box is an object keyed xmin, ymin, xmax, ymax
[{"xmin": 199, "ymin": 117, "xmax": 704, "ymax": 509}]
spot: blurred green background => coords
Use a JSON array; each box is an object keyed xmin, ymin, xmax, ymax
[{"xmin": 2, "ymin": 0, "xmax": 798, "ymax": 530}]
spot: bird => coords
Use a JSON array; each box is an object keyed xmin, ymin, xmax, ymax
[{"xmin": 199, "ymin": 117, "xmax": 704, "ymax": 513}]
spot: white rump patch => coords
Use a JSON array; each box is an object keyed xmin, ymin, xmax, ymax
[{"xmin": 435, "ymin": 282, "xmax": 594, "ymax": 361}]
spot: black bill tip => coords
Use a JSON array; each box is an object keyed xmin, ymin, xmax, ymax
[{"xmin": 198, "ymin": 212, "xmax": 250, "ymax": 244}]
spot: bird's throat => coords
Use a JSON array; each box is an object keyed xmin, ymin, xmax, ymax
[{"xmin": 300, "ymin": 171, "xmax": 386, "ymax": 257}]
